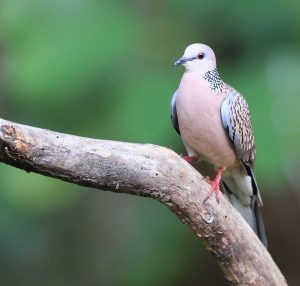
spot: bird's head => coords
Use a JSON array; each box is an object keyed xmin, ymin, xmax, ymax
[{"xmin": 174, "ymin": 43, "xmax": 216, "ymax": 73}]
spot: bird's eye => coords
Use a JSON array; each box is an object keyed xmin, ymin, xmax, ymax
[{"xmin": 198, "ymin": 53, "xmax": 205, "ymax": 59}]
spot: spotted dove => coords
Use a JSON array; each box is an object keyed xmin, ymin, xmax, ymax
[{"xmin": 171, "ymin": 43, "xmax": 267, "ymax": 247}]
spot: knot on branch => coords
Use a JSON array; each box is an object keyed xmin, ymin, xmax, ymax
[{"xmin": 1, "ymin": 124, "xmax": 33, "ymax": 160}]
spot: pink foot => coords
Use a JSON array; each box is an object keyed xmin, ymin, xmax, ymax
[
  {"xmin": 204, "ymin": 176, "xmax": 213, "ymax": 185},
  {"xmin": 203, "ymin": 168, "xmax": 224, "ymax": 203},
  {"xmin": 182, "ymin": 156, "xmax": 197, "ymax": 164}
]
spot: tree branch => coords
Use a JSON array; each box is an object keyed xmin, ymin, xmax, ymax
[{"xmin": 0, "ymin": 118, "xmax": 287, "ymax": 285}]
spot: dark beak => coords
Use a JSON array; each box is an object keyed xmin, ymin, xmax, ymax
[
  {"xmin": 174, "ymin": 57, "xmax": 188, "ymax": 67},
  {"xmin": 174, "ymin": 56, "xmax": 197, "ymax": 67}
]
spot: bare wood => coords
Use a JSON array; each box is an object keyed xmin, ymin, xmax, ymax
[{"xmin": 0, "ymin": 118, "xmax": 287, "ymax": 285}]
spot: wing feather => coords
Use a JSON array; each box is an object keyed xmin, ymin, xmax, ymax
[
  {"xmin": 221, "ymin": 91, "xmax": 256, "ymax": 166},
  {"xmin": 170, "ymin": 90, "xmax": 180, "ymax": 134}
]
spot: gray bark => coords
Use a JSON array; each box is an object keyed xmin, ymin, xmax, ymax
[{"xmin": 0, "ymin": 118, "xmax": 287, "ymax": 285}]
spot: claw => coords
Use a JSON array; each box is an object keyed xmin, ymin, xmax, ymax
[
  {"xmin": 204, "ymin": 176, "xmax": 213, "ymax": 186},
  {"xmin": 182, "ymin": 155, "xmax": 197, "ymax": 164},
  {"xmin": 203, "ymin": 168, "xmax": 224, "ymax": 204}
]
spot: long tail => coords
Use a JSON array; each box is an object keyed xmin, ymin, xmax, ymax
[{"xmin": 222, "ymin": 164, "xmax": 268, "ymax": 248}]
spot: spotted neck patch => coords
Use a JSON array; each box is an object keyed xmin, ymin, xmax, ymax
[{"xmin": 203, "ymin": 68, "xmax": 225, "ymax": 94}]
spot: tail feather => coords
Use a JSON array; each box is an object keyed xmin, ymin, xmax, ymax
[
  {"xmin": 222, "ymin": 165, "xmax": 268, "ymax": 248},
  {"xmin": 252, "ymin": 195, "xmax": 268, "ymax": 247}
]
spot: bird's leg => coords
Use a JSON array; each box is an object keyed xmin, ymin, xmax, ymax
[
  {"xmin": 181, "ymin": 155, "xmax": 197, "ymax": 164},
  {"xmin": 203, "ymin": 168, "xmax": 224, "ymax": 203}
]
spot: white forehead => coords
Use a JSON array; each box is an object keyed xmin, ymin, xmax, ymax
[{"xmin": 183, "ymin": 43, "xmax": 215, "ymax": 59}]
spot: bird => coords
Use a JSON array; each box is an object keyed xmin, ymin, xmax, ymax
[{"xmin": 171, "ymin": 43, "xmax": 267, "ymax": 247}]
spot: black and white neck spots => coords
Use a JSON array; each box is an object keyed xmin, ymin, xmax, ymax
[{"xmin": 203, "ymin": 68, "xmax": 225, "ymax": 94}]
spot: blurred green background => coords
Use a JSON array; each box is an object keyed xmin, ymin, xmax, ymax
[{"xmin": 0, "ymin": 0, "xmax": 300, "ymax": 285}]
